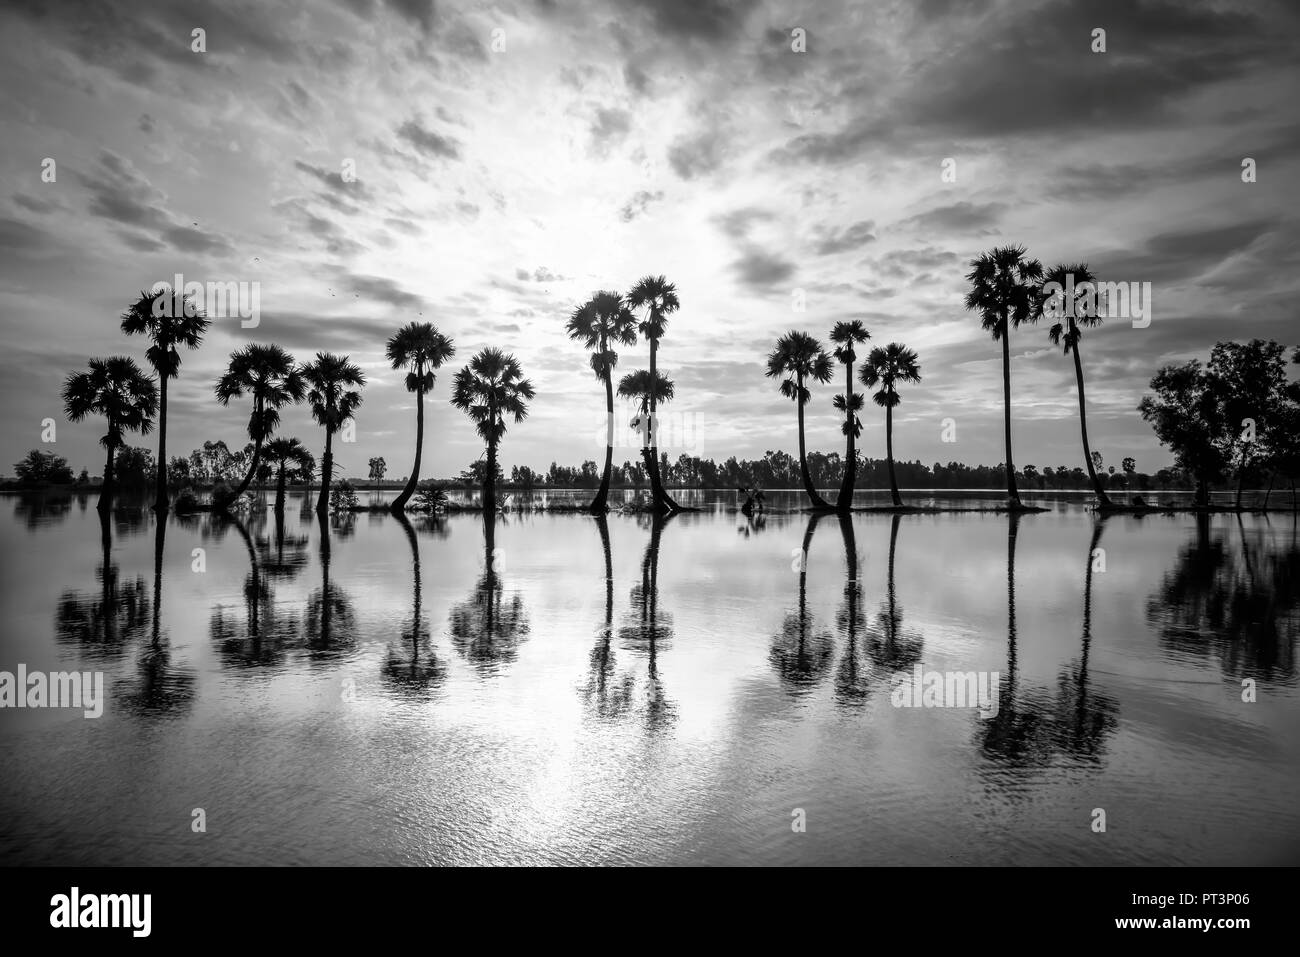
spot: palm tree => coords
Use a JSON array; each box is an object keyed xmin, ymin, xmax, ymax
[
  {"xmin": 62, "ymin": 357, "xmax": 158, "ymax": 514},
  {"xmin": 626, "ymin": 275, "xmax": 681, "ymax": 513},
  {"xmin": 264, "ymin": 437, "xmax": 314, "ymax": 514},
  {"xmin": 215, "ymin": 344, "xmax": 305, "ymax": 501},
  {"xmin": 617, "ymin": 368, "xmax": 675, "ymax": 465},
  {"xmin": 450, "ymin": 348, "xmax": 534, "ymax": 514},
  {"xmin": 766, "ymin": 330, "xmax": 834, "ymax": 510},
  {"xmin": 120, "ymin": 288, "xmax": 208, "ymax": 513},
  {"xmin": 964, "ymin": 245, "xmax": 1044, "ymax": 508},
  {"xmin": 567, "ymin": 291, "xmax": 638, "ymax": 513},
  {"xmin": 300, "ymin": 352, "xmax": 365, "ymax": 516},
  {"xmin": 386, "ymin": 322, "xmax": 455, "ymax": 514},
  {"xmin": 861, "ymin": 343, "xmax": 922, "ymax": 507},
  {"xmin": 1042, "ymin": 263, "xmax": 1111, "ymax": 507},
  {"xmin": 830, "ymin": 320, "xmax": 870, "ymax": 511}
]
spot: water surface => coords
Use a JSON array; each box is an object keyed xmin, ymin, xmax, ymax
[{"xmin": 1, "ymin": 492, "xmax": 1297, "ymax": 865}]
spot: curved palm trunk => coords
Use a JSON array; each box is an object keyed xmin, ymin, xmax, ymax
[
  {"xmin": 590, "ymin": 366, "xmax": 614, "ymax": 514},
  {"xmin": 797, "ymin": 379, "xmax": 831, "ymax": 511},
  {"xmin": 316, "ymin": 431, "xmax": 333, "ymax": 516},
  {"xmin": 837, "ymin": 359, "xmax": 856, "ymax": 512},
  {"xmin": 886, "ymin": 402, "xmax": 903, "ymax": 507},
  {"xmin": 647, "ymin": 338, "xmax": 678, "ymax": 513},
  {"xmin": 392, "ymin": 384, "xmax": 424, "ymax": 513},
  {"xmin": 1071, "ymin": 338, "xmax": 1111, "ymax": 507},
  {"xmin": 154, "ymin": 377, "xmax": 169, "ymax": 513},
  {"xmin": 234, "ymin": 437, "xmax": 263, "ymax": 500},
  {"xmin": 98, "ymin": 440, "xmax": 116, "ymax": 514},
  {"xmin": 274, "ymin": 461, "xmax": 287, "ymax": 514},
  {"xmin": 1000, "ymin": 322, "xmax": 1021, "ymax": 507}
]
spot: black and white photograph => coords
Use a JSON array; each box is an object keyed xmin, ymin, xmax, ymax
[{"xmin": 0, "ymin": 0, "xmax": 1296, "ymax": 926}]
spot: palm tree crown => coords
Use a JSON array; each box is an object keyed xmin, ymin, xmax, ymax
[
  {"xmin": 861, "ymin": 343, "xmax": 922, "ymax": 407},
  {"xmin": 964, "ymin": 244, "xmax": 1044, "ymax": 340},
  {"xmin": 120, "ymin": 289, "xmax": 209, "ymax": 380},
  {"xmin": 301, "ymin": 352, "xmax": 365, "ymax": 434},
  {"xmin": 1042, "ymin": 263, "xmax": 1102, "ymax": 352},
  {"xmin": 626, "ymin": 276, "xmax": 679, "ymax": 342},
  {"xmin": 617, "ymin": 369, "xmax": 675, "ymax": 414},
  {"xmin": 265, "ymin": 437, "xmax": 314, "ymax": 475},
  {"xmin": 63, "ymin": 356, "xmax": 158, "ymax": 448},
  {"xmin": 386, "ymin": 321, "xmax": 455, "ymax": 393},
  {"xmin": 215, "ymin": 344, "xmax": 305, "ymax": 443},
  {"xmin": 567, "ymin": 291, "xmax": 637, "ymax": 380},
  {"xmin": 450, "ymin": 348, "xmax": 535, "ymax": 444},
  {"xmin": 766, "ymin": 330, "xmax": 833, "ymax": 402}
]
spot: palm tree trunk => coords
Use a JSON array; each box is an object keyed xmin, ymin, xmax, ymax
[
  {"xmin": 99, "ymin": 441, "xmax": 116, "ymax": 514},
  {"xmin": 1235, "ymin": 448, "xmax": 1248, "ymax": 510},
  {"xmin": 1072, "ymin": 338, "xmax": 1111, "ymax": 507},
  {"xmin": 886, "ymin": 402, "xmax": 902, "ymax": 507},
  {"xmin": 647, "ymin": 338, "xmax": 678, "ymax": 513},
  {"xmin": 484, "ymin": 440, "xmax": 498, "ymax": 514},
  {"xmin": 392, "ymin": 384, "xmax": 424, "ymax": 513},
  {"xmin": 591, "ymin": 367, "xmax": 613, "ymax": 513},
  {"xmin": 275, "ymin": 462, "xmax": 287, "ymax": 514},
  {"xmin": 234, "ymin": 435, "xmax": 263, "ymax": 499},
  {"xmin": 316, "ymin": 431, "xmax": 332, "ymax": 515},
  {"xmin": 797, "ymin": 378, "xmax": 831, "ymax": 510},
  {"xmin": 1263, "ymin": 471, "xmax": 1275, "ymax": 510},
  {"xmin": 837, "ymin": 359, "xmax": 855, "ymax": 512},
  {"xmin": 154, "ymin": 377, "xmax": 169, "ymax": 513},
  {"xmin": 1001, "ymin": 320, "xmax": 1021, "ymax": 507}
]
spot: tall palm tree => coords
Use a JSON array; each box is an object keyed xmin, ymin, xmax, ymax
[
  {"xmin": 567, "ymin": 291, "xmax": 638, "ymax": 513},
  {"xmin": 386, "ymin": 322, "xmax": 455, "ymax": 514},
  {"xmin": 120, "ymin": 289, "xmax": 208, "ymax": 513},
  {"xmin": 766, "ymin": 330, "xmax": 834, "ymax": 510},
  {"xmin": 626, "ymin": 275, "xmax": 680, "ymax": 513},
  {"xmin": 1042, "ymin": 263, "xmax": 1111, "ymax": 507},
  {"xmin": 264, "ymin": 437, "xmax": 314, "ymax": 514},
  {"xmin": 215, "ymin": 344, "xmax": 305, "ymax": 501},
  {"xmin": 450, "ymin": 348, "xmax": 534, "ymax": 514},
  {"xmin": 964, "ymin": 245, "xmax": 1044, "ymax": 508},
  {"xmin": 300, "ymin": 352, "xmax": 365, "ymax": 516},
  {"xmin": 861, "ymin": 343, "xmax": 922, "ymax": 508},
  {"xmin": 62, "ymin": 357, "xmax": 158, "ymax": 514},
  {"xmin": 830, "ymin": 320, "xmax": 870, "ymax": 511}
]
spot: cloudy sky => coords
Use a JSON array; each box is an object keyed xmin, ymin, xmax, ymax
[{"xmin": 1, "ymin": 0, "xmax": 1297, "ymax": 482}]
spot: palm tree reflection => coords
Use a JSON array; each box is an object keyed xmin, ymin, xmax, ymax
[
  {"xmin": 382, "ymin": 513, "xmax": 446, "ymax": 694},
  {"xmin": 769, "ymin": 513, "xmax": 835, "ymax": 694},
  {"xmin": 448, "ymin": 512, "xmax": 529, "ymax": 675},
  {"xmin": 304, "ymin": 510, "xmax": 357, "ymax": 659},
  {"xmin": 834, "ymin": 512, "xmax": 871, "ymax": 706},
  {"xmin": 617, "ymin": 512, "xmax": 676, "ymax": 729},
  {"xmin": 209, "ymin": 512, "xmax": 304, "ymax": 669},
  {"xmin": 582, "ymin": 514, "xmax": 635, "ymax": 720},
  {"xmin": 864, "ymin": 513, "xmax": 924, "ymax": 673},
  {"xmin": 54, "ymin": 512, "xmax": 149, "ymax": 659}
]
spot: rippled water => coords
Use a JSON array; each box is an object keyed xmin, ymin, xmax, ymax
[{"xmin": 1, "ymin": 491, "xmax": 1297, "ymax": 865}]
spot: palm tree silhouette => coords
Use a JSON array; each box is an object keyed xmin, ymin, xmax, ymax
[
  {"xmin": 830, "ymin": 320, "xmax": 870, "ymax": 512},
  {"xmin": 617, "ymin": 512, "xmax": 677, "ymax": 728},
  {"xmin": 264, "ymin": 437, "xmax": 314, "ymax": 514},
  {"xmin": 300, "ymin": 352, "xmax": 365, "ymax": 516},
  {"xmin": 770, "ymin": 513, "xmax": 835, "ymax": 691},
  {"xmin": 449, "ymin": 513, "xmax": 530, "ymax": 674},
  {"xmin": 861, "ymin": 343, "xmax": 922, "ymax": 508},
  {"xmin": 62, "ymin": 357, "xmax": 158, "ymax": 514},
  {"xmin": 567, "ymin": 291, "xmax": 638, "ymax": 513},
  {"xmin": 215, "ymin": 344, "xmax": 305, "ymax": 501},
  {"xmin": 766, "ymin": 331, "xmax": 834, "ymax": 511},
  {"xmin": 120, "ymin": 288, "xmax": 209, "ymax": 514},
  {"xmin": 385, "ymin": 321, "xmax": 455, "ymax": 514},
  {"xmin": 450, "ymin": 347, "xmax": 534, "ymax": 514},
  {"xmin": 626, "ymin": 275, "xmax": 681, "ymax": 514},
  {"xmin": 964, "ymin": 245, "xmax": 1044, "ymax": 508},
  {"xmin": 833, "ymin": 511, "xmax": 870, "ymax": 705},
  {"xmin": 1042, "ymin": 264, "xmax": 1112, "ymax": 507},
  {"xmin": 383, "ymin": 512, "xmax": 446, "ymax": 693},
  {"xmin": 865, "ymin": 513, "xmax": 924, "ymax": 671},
  {"xmin": 617, "ymin": 368, "xmax": 674, "ymax": 507},
  {"xmin": 582, "ymin": 513, "xmax": 635, "ymax": 720}
]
